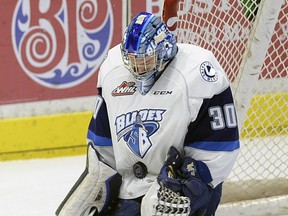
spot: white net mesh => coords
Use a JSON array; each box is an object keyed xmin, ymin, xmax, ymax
[{"xmin": 174, "ymin": 0, "xmax": 288, "ymax": 204}]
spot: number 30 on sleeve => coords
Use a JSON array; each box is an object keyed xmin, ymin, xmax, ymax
[{"xmin": 208, "ymin": 104, "xmax": 237, "ymax": 130}]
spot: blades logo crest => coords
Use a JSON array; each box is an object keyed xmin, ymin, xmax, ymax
[{"xmin": 115, "ymin": 109, "xmax": 166, "ymax": 158}]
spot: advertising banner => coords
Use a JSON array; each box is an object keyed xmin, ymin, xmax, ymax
[{"xmin": 0, "ymin": 0, "xmax": 123, "ymax": 105}]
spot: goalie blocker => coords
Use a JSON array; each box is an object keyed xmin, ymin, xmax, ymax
[{"xmin": 55, "ymin": 143, "xmax": 122, "ymax": 216}]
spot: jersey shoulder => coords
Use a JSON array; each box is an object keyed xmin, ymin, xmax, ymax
[
  {"xmin": 170, "ymin": 43, "xmax": 230, "ymax": 98},
  {"xmin": 101, "ymin": 44, "xmax": 123, "ymax": 70},
  {"xmin": 98, "ymin": 44, "xmax": 124, "ymax": 87}
]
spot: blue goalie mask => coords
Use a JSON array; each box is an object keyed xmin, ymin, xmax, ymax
[{"xmin": 121, "ymin": 12, "xmax": 177, "ymax": 95}]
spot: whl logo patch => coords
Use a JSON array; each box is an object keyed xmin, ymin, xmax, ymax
[{"xmin": 112, "ymin": 81, "xmax": 136, "ymax": 96}]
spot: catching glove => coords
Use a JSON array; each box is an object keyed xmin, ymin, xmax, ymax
[
  {"xmin": 157, "ymin": 147, "xmax": 213, "ymax": 215},
  {"xmin": 141, "ymin": 146, "xmax": 190, "ymax": 216}
]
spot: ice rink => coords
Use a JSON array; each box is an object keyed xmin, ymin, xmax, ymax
[
  {"xmin": 0, "ymin": 155, "xmax": 86, "ymax": 216},
  {"xmin": 1, "ymin": 155, "xmax": 287, "ymax": 216}
]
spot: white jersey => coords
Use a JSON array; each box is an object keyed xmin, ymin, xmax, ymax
[{"xmin": 87, "ymin": 43, "xmax": 240, "ymax": 199}]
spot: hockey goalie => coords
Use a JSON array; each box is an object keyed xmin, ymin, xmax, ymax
[{"xmin": 56, "ymin": 11, "xmax": 239, "ymax": 216}]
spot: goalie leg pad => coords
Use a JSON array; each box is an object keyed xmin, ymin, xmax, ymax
[
  {"xmin": 201, "ymin": 183, "xmax": 222, "ymax": 216},
  {"xmin": 56, "ymin": 143, "xmax": 122, "ymax": 216},
  {"xmin": 112, "ymin": 199, "xmax": 141, "ymax": 215}
]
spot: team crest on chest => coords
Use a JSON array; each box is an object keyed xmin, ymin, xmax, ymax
[
  {"xmin": 115, "ymin": 109, "xmax": 166, "ymax": 158},
  {"xmin": 200, "ymin": 61, "xmax": 218, "ymax": 82}
]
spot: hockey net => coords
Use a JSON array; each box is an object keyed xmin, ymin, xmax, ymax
[{"xmin": 163, "ymin": 0, "xmax": 288, "ymax": 214}]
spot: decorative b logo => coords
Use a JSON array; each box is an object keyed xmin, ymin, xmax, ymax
[{"xmin": 12, "ymin": 0, "xmax": 113, "ymax": 88}]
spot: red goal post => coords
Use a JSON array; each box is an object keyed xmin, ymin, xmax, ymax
[{"xmin": 162, "ymin": 0, "xmax": 288, "ymax": 215}]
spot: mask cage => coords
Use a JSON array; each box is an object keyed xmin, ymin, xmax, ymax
[{"xmin": 121, "ymin": 44, "xmax": 165, "ymax": 80}]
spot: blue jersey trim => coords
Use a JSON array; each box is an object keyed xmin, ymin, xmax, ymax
[
  {"xmin": 87, "ymin": 130, "xmax": 112, "ymax": 147},
  {"xmin": 187, "ymin": 140, "xmax": 240, "ymax": 152}
]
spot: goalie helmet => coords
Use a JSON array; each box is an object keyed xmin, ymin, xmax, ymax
[{"xmin": 121, "ymin": 12, "xmax": 177, "ymax": 95}]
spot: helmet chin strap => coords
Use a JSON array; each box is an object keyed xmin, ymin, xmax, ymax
[
  {"xmin": 136, "ymin": 70, "xmax": 158, "ymax": 95},
  {"xmin": 135, "ymin": 56, "xmax": 175, "ymax": 95}
]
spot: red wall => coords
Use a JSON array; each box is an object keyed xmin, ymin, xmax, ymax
[
  {"xmin": 0, "ymin": 0, "xmax": 124, "ymax": 105},
  {"xmin": 4, "ymin": 1, "xmax": 284, "ymax": 107},
  {"xmin": 0, "ymin": 0, "xmax": 164, "ymax": 105}
]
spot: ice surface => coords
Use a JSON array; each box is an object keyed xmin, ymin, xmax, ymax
[
  {"xmin": 0, "ymin": 156, "xmax": 85, "ymax": 216},
  {"xmin": 1, "ymin": 155, "xmax": 287, "ymax": 216}
]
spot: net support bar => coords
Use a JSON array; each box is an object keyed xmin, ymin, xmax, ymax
[{"xmin": 233, "ymin": 0, "xmax": 283, "ymax": 130}]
